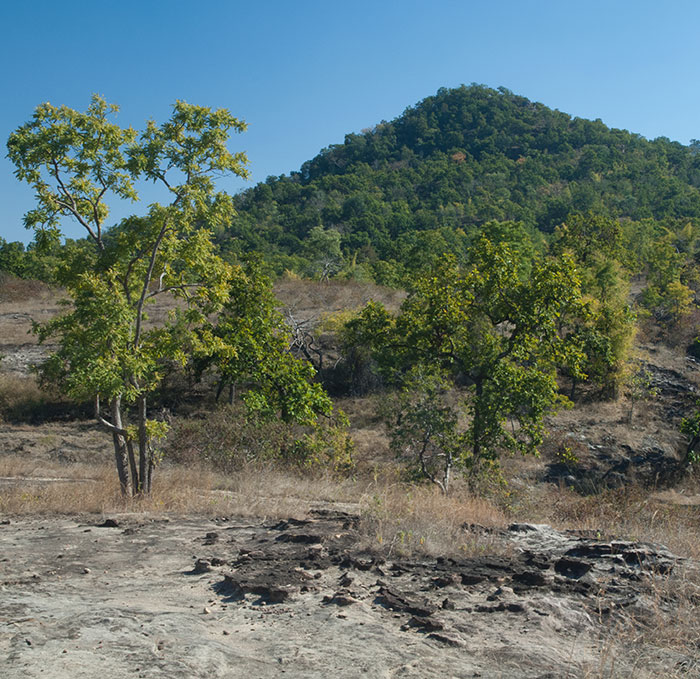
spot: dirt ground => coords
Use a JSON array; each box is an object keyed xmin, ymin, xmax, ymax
[{"xmin": 2, "ymin": 511, "xmax": 695, "ymax": 679}]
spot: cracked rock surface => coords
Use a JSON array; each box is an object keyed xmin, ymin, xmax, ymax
[{"xmin": 1, "ymin": 512, "xmax": 696, "ymax": 678}]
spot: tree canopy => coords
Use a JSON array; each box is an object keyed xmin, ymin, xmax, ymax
[
  {"xmin": 345, "ymin": 238, "xmax": 586, "ymax": 485},
  {"xmin": 7, "ymin": 95, "xmax": 335, "ymax": 495},
  {"xmin": 222, "ymin": 84, "xmax": 700, "ymax": 282}
]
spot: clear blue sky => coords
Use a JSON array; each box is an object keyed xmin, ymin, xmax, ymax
[{"xmin": 2, "ymin": 0, "xmax": 700, "ymax": 244}]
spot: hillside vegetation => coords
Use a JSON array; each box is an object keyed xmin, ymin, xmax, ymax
[{"xmin": 221, "ymin": 84, "xmax": 700, "ymax": 283}]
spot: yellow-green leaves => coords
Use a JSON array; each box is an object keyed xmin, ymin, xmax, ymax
[
  {"xmin": 7, "ymin": 95, "xmax": 138, "ymax": 246},
  {"xmin": 10, "ymin": 95, "xmax": 255, "ymax": 495}
]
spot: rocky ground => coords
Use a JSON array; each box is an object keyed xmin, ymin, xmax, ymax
[{"xmin": 1, "ymin": 510, "xmax": 697, "ymax": 678}]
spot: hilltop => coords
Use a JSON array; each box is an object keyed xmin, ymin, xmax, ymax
[{"xmin": 224, "ymin": 84, "xmax": 700, "ymax": 280}]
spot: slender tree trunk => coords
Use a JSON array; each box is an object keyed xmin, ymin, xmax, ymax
[
  {"xmin": 110, "ymin": 396, "xmax": 132, "ymax": 496},
  {"xmin": 472, "ymin": 379, "xmax": 483, "ymax": 467},
  {"xmin": 127, "ymin": 439, "xmax": 139, "ymax": 492},
  {"xmin": 146, "ymin": 458, "xmax": 154, "ymax": 495},
  {"xmin": 137, "ymin": 394, "xmax": 149, "ymax": 494}
]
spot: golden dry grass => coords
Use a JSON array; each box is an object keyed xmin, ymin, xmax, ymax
[
  {"xmin": 0, "ymin": 277, "xmax": 62, "ymax": 345},
  {"xmin": 582, "ymin": 563, "xmax": 700, "ymax": 679},
  {"xmin": 274, "ymin": 276, "xmax": 406, "ymax": 321},
  {"xmin": 0, "ymin": 456, "xmax": 350, "ymax": 517},
  {"xmin": 507, "ymin": 481, "xmax": 700, "ymax": 560},
  {"xmin": 357, "ymin": 481, "xmax": 509, "ymax": 557},
  {"xmin": 0, "ymin": 451, "xmax": 510, "ymax": 560}
]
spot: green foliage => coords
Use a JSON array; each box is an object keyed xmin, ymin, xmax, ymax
[
  {"xmin": 385, "ymin": 366, "xmax": 461, "ymax": 494},
  {"xmin": 164, "ymin": 404, "xmax": 352, "ymax": 472},
  {"xmin": 347, "ymin": 238, "xmax": 585, "ymax": 480},
  {"xmin": 224, "ymin": 85, "xmax": 700, "ymax": 278},
  {"xmin": 553, "ymin": 213, "xmax": 625, "ymax": 266},
  {"xmin": 7, "ymin": 95, "xmax": 336, "ymax": 496},
  {"xmin": 640, "ymin": 228, "xmax": 696, "ymax": 324},
  {"xmin": 681, "ymin": 407, "xmax": 700, "ymax": 465},
  {"xmin": 553, "ymin": 213, "xmax": 637, "ymax": 397},
  {"xmin": 201, "ymin": 257, "xmax": 333, "ymax": 425},
  {"xmin": 0, "ymin": 238, "xmax": 27, "ymax": 277}
]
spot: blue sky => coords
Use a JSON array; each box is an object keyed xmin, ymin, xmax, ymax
[{"xmin": 2, "ymin": 0, "xmax": 700, "ymax": 243}]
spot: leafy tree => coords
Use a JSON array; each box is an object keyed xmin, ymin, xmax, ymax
[
  {"xmin": 8, "ymin": 95, "xmax": 334, "ymax": 495},
  {"xmin": 302, "ymin": 226, "xmax": 343, "ymax": 280},
  {"xmin": 640, "ymin": 230, "xmax": 696, "ymax": 324},
  {"xmin": 346, "ymin": 238, "xmax": 585, "ymax": 480},
  {"xmin": 204, "ymin": 257, "xmax": 334, "ymax": 426},
  {"xmin": 386, "ymin": 366, "xmax": 460, "ymax": 494},
  {"xmin": 680, "ymin": 406, "xmax": 700, "ymax": 465},
  {"xmin": 0, "ymin": 238, "xmax": 27, "ymax": 277},
  {"xmin": 552, "ymin": 213, "xmax": 637, "ymax": 398},
  {"xmin": 553, "ymin": 213, "xmax": 625, "ymax": 266}
]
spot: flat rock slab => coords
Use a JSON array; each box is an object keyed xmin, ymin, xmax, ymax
[{"xmin": 0, "ymin": 513, "xmax": 695, "ymax": 678}]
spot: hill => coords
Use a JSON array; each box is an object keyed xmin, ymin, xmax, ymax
[{"xmin": 223, "ymin": 84, "xmax": 700, "ymax": 281}]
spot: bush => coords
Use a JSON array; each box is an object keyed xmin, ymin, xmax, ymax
[{"xmin": 163, "ymin": 403, "xmax": 353, "ymax": 472}]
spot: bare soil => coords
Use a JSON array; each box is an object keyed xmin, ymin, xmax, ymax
[{"xmin": 2, "ymin": 511, "xmax": 696, "ymax": 679}]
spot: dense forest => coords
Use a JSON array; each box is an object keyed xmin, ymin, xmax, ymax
[
  {"xmin": 5, "ymin": 84, "xmax": 700, "ymax": 288},
  {"xmin": 204, "ymin": 84, "xmax": 700, "ymax": 283}
]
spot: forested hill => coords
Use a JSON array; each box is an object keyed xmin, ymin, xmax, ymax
[{"xmin": 222, "ymin": 84, "xmax": 700, "ymax": 282}]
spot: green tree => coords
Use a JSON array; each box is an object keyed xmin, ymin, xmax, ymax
[
  {"xmin": 205, "ymin": 257, "xmax": 333, "ymax": 427},
  {"xmin": 8, "ymin": 96, "xmax": 334, "ymax": 495},
  {"xmin": 553, "ymin": 213, "xmax": 636, "ymax": 398},
  {"xmin": 574, "ymin": 258, "xmax": 636, "ymax": 398},
  {"xmin": 386, "ymin": 366, "xmax": 460, "ymax": 494},
  {"xmin": 680, "ymin": 406, "xmax": 700, "ymax": 465},
  {"xmin": 553, "ymin": 213, "xmax": 625, "ymax": 266},
  {"xmin": 302, "ymin": 226, "xmax": 343, "ymax": 280},
  {"xmin": 0, "ymin": 238, "xmax": 27, "ymax": 277},
  {"xmin": 347, "ymin": 238, "xmax": 585, "ymax": 480}
]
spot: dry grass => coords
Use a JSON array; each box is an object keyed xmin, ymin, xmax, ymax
[
  {"xmin": 0, "ymin": 374, "xmax": 88, "ymax": 423},
  {"xmin": 0, "ymin": 454, "xmax": 354, "ymax": 517},
  {"xmin": 0, "ymin": 274, "xmax": 56, "ymax": 304},
  {"xmin": 0, "ymin": 374, "xmax": 59, "ymax": 421},
  {"xmin": 274, "ymin": 276, "xmax": 406, "ymax": 320},
  {"xmin": 583, "ymin": 565, "xmax": 700, "ymax": 678},
  {"xmin": 507, "ymin": 481, "xmax": 700, "ymax": 560},
  {"xmin": 357, "ymin": 481, "xmax": 509, "ymax": 557},
  {"xmin": 0, "ymin": 277, "xmax": 62, "ymax": 345},
  {"xmin": 0, "ymin": 448, "xmax": 510, "ymax": 560}
]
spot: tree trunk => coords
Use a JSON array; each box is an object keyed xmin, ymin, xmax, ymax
[
  {"xmin": 110, "ymin": 396, "xmax": 132, "ymax": 496},
  {"xmin": 127, "ymin": 439, "xmax": 138, "ymax": 492},
  {"xmin": 137, "ymin": 395, "xmax": 149, "ymax": 495},
  {"xmin": 471, "ymin": 379, "xmax": 483, "ymax": 467}
]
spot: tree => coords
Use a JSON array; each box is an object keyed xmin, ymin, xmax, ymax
[
  {"xmin": 553, "ymin": 213, "xmax": 637, "ymax": 398},
  {"xmin": 203, "ymin": 256, "xmax": 333, "ymax": 425},
  {"xmin": 8, "ymin": 95, "xmax": 333, "ymax": 495},
  {"xmin": 302, "ymin": 226, "xmax": 343, "ymax": 281},
  {"xmin": 553, "ymin": 213, "xmax": 625, "ymax": 266},
  {"xmin": 0, "ymin": 238, "xmax": 27, "ymax": 277},
  {"xmin": 640, "ymin": 229, "xmax": 696, "ymax": 325},
  {"xmin": 386, "ymin": 366, "xmax": 460, "ymax": 494},
  {"xmin": 346, "ymin": 238, "xmax": 585, "ymax": 482},
  {"xmin": 680, "ymin": 406, "xmax": 700, "ymax": 465}
]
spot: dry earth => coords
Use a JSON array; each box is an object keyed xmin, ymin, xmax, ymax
[{"xmin": 2, "ymin": 510, "xmax": 696, "ymax": 679}]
